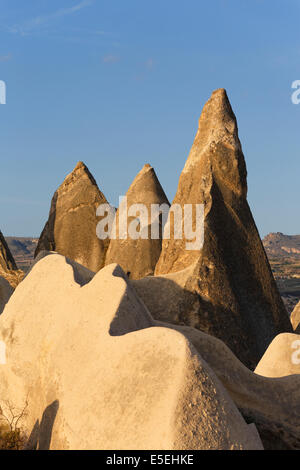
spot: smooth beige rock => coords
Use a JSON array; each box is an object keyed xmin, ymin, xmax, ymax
[
  {"xmin": 291, "ymin": 301, "xmax": 300, "ymax": 334},
  {"xmin": 0, "ymin": 255, "xmax": 262, "ymax": 450},
  {"xmin": 29, "ymin": 250, "xmax": 95, "ymax": 286},
  {"xmin": 254, "ymin": 333, "xmax": 300, "ymax": 378},
  {"xmin": 154, "ymin": 89, "xmax": 291, "ymax": 369},
  {"xmin": 154, "ymin": 321, "xmax": 300, "ymax": 450},
  {"xmin": 105, "ymin": 164, "xmax": 170, "ymax": 279},
  {"xmin": 35, "ymin": 162, "xmax": 109, "ymax": 272}
]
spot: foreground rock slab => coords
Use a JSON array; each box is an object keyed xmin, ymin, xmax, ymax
[
  {"xmin": 291, "ymin": 301, "xmax": 300, "ymax": 334},
  {"xmin": 254, "ymin": 333, "xmax": 300, "ymax": 378},
  {"xmin": 154, "ymin": 88, "xmax": 291, "ymax": 369},
  {"xmin": 161, "ymin": 322, "xmax": 300, "ymax": 450},
  {"xmin": 35, "ymin": 162, "xmax": 109, "ymax": 272},
  {"xmin": 0, "ymin": 254, "xmax": 262, "ymax": 450}
]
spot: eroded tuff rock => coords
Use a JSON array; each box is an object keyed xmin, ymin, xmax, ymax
[
  {"xmin": 152, "ymin": 88, "xmax": 291, "ymax": 369},
  {"xmin": 254, "ymin": 333, "xmax": 300, "ymax": 378},
  {"xmin": 0, "ymin": 276, "xmax": 14, "ymax": 314},
  {"xmin": 159, "ymin": 321, "xmax": 300, "ymax": 450},
  {"xmin": 105, "ymin": 164, "xmax": 170, "ymax": 279},
  {"xmin": 0, "ymin": 254, "xmax": 262, "ymax": 450},
  {"xmin": 35, "ymin": 162, "xmax": 109, "ymax": 272},
  {"xmin": 0, "ymin": 231, "xmax": 24, "ymax": 289},
  {"xmin": 291, "ymin": 302, "xmax": 300, "ymax": 334},
  {"xmin": 0, "ymin": 231, "xmax": 17, "ymax": 272}
]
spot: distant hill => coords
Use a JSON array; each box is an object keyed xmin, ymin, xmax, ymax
[
  {"xmin": 5, "ymin": 237, "xmax": 38, "ymax": 272},
  {"xmin": 262, "ymin": 232, "xmax": 300, "ymax": 314},
  {"xmin": 263, "ymin": 232, "xmax": 300, "ymax": 257}
]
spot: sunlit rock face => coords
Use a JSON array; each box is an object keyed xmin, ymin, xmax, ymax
[
  {"xmin": 35, "ymin": 161, "xmax": 109, "ymax": 272},
  {"xmin": 105, "ymin": 164, "xmax": 170, "ymax": 280}
]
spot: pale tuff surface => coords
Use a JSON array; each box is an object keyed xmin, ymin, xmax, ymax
[
  {"xmin": 291, "ymin": 302, "xmax": 300, "ymax": 333},
  {"xmin": 0, "ymin": 254, "xmax": 263, "ymax": 450},
  {"xmin": 160, "ymin": 321, "xmax": 300, "ymax": 449},
  {"xmin": 255, "ymin": 333, "xmax": 300, "ymax": 378}
]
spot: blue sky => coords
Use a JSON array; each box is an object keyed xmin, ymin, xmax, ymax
[{"xmin": 0, "ymin": 0, "xmax": 300, "ymax": 237}]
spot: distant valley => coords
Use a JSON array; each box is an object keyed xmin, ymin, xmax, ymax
[
  {"xmin": 262, "ymin": 233, "xmax": 300, "ymax": 313},
  {"xmin": 5, "ymin": 237, "xmax": 38, "ymax": 272}
]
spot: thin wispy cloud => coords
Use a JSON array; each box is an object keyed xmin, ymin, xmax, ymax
[
  {"xmin": 103, "ymin": 55, "xmax": 120, "ymax": 64},
  {"xmin": 0, "ymin": 54, "xmax": 12, "ymax": 62},
  {"xmin": 7, "ymin": 0, "xmax": 94, "ymax": 36},
  {"xmin": 134, "ymin": 58, "xmax": 155, "ymax": 81},
  {"xmin": 145, "ymin": 58, "xmax": 154, "ymax": 70}
]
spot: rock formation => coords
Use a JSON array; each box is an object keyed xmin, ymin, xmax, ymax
[
  {"xmin": 0, "ymin": 231, "xmax": 23, "ymax": 288},
  {"xmin": 263, "ymin": 232, "xmax": 300, "ymax": 258},
  {"xmin": 0, "ymin": 276, "xmax": 14, "ymax": 314},
  {"xmin": 1, "ymin": 253, "xmax": 299, "ymax": 449},
  {"xmin": 6, "ymin": 237, "xmax": 38, "ymax": 272},
  {"xmin": 105, "ymin": 164, "xmax": 170, "ymax": 279},
  {"xmin": 35, "ymin": 162, "xmax": 109, "ymax": 272},
  {"xmin": 146, "ymin": 88, "xmax": 292, "ymax": 369},
  {"xmin": 163, "ymin": 322, "xmax": 300, "ymax": 450},
  {"xmin": 254, "ymin": 333, "xmax": 300, "ymax": 378},
  {"xmin": 0, "ymin": 254, "xmax": 263, "ymax": 450},
  {"xmin": 291, "ymin": 302, "xmax": 300, "ymax": 334},
  {"xmin": 0, "ymin": 231, "xmax": 17, "ymax": 273}
]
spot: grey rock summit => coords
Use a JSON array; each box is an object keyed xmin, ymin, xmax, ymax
[{"xmin": 35, "ymin": 161, "xmax": 109, "ymax": 272}]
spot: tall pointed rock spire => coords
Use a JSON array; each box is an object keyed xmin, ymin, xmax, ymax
[
  {"xmin": 152, "ymin": 88, "xmax": 292, "ymax": 368},
  {"xmin": 105, "ymin": 164, "xmax": 170, "ymax": 279},
  {"xmin": 35, "ymin": 162, "xmax": 109, "ymax": 272}
]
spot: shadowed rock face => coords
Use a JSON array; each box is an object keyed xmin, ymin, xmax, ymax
[
  {"xmin": 0, "ymin": 231, "xmax": 23, "ymax": 288},
  {"xmin": 35, "ymin": 162, "xmax": 109, "ymax": 272},
  {"xmin": 105, "ymin": 164, "xmax": 170, "ymax": 279},
  {"xmin": 0, "ymin": 276, "xmax": 14, "ymax": 314},
  {"xmin": 153, "ymin": 88, "xmax": 291, "ymax": 369},
  {"xmin": 0, "ymin": 231, "xmax": 17, "ymax": 272}
]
